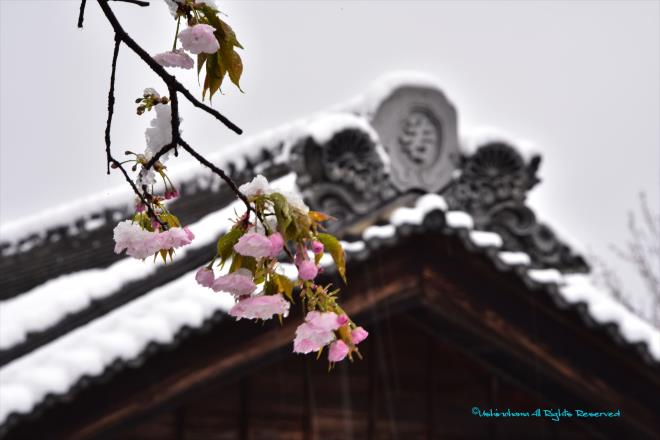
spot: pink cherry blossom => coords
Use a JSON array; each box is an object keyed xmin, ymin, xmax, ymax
[
  {"xmin": 152, "ymin": 49, "xmax": 194, "ymax": 69},
  {"xmin": 212, "ymin": 268, "xmax": 256, "ymax": 297},
  {"xmin": 178, "ymin": 24, "xmax": 219, "ymax": 54},
  {"xmin": 351, "ymin": 327, "xmax": 369, "ymax": 345},
  {"xmin": 328, "ymin": 340, "xmax": 349, "ymax": 362},
  {"xmin": 195, "ymin": 267, "xmax": 214, "ymax": 288},
  {"xmin": 113, "ymin": 220, "xmax": 162, "ymax": 259},
  {"xmin": 234, "ymin": 232, "xmax": 273, "ymax": 258},
  {"xmin": 165, "ymin": 190, "xmax": 180, "ymax": 200},
  {"xmin": 297, "ymin": 260, "xmax": 318, "ymax": 281},
  {"xmin": 336, "ymin": 314, "xmax": 349, "ymax": 326},
  {"xmin": 229, "ymin": 294, "xmax": 290, "ymax": 320},
  {"xmin": 293, "ymin": 311, "xmax": 341, "ymax": 354},
  {"xmin": 311, "ymin": 240, "xmax": 324, "ymax": 254},
  {"xmin": 268, "ymin": 232, "xmax": 284, "ymax": 257},
  {"xmin": 158, "ymin": 227, "xmax": 194, "ymax": 250}
]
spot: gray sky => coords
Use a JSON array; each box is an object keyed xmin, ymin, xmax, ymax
[{"xmin": 1, "ymin": 1, "xmax": 659, "ymax": 306}]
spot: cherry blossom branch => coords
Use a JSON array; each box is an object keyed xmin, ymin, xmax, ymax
[
  {"xmin": 84, "ymin": 0, "xmax": 253, "ymax": 215},
  {"xmin": 103, "ymin": 34, "xmax": 166, "ymax": 226},
  {"xmin": 95, "ymin": 0, "xmax": 242, "ymax": 134}
]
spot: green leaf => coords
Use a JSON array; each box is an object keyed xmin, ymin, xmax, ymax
[
  {"xmin": 270, "ymin": 193, "xmax": 292, "ymax": 237},
  {"xmin": 216, "ymin": 227, "xmax": 244, "ymax": 266},
  {"xmin": 317, "ymin": 233, "xmax": 346, "ymax": 284},
  {"xmin": 197, "ymin": 53, "xmax": 208, "ymax": 79},
  {"xmin": 203, "ymin": 52, "xmax": 225, "ymax": 101},
  {"xmin": 229, "ymin": 253, "xmax": 242, "ymax": 273},
  {"xmin": 219, "ymin": 19, "xmax": 243, "ymax": 49},
  {"xmin": 264, "ymin": 278, "xmax": 278, "ymax": 296},
  {"xmin": 273, "ymin": 273, "xmax": 295, "ymax": 302},
  {"xmin": 224, "ymin": 48, "xmax": 243, "ymax": 92}
]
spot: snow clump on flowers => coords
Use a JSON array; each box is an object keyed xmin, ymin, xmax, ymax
[
  {"xmin": 113, "ymin": 220, "xmax": 194, "ymax": 259},
  {"xmin": 153, "ymin": 49, "xmax": 194, "ymax": 69},
  {"xmin": 239, "ymin": 175, "xmax": 309, "ymax": 213},
  {"xmin": 238, "ymin": 174, "xmax": 272, "ymax": 198},
  {"xmin": 144, "ymin": 104, "xmax": 180, "ymax": 163},
  {"xmin": 178, "ymin": 24, "xmax": 219, "ymax": 54},
  {"xmin": 229, "ymin": 294, "xmax": 290, "ymax": 320}
]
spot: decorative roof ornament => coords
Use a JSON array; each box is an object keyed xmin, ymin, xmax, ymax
[
  {"xmin": 371, "ymin": 86, "xmax": 461, "ymax": 193},
  {"xmin": 443, "ymin": 142, "xmax": 589, "ymax": 272},
  {"xmin": 290, "ymin": 128, "xmax": 397, "ymax": 230}
]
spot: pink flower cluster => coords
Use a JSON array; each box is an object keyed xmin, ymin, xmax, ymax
[
  {"xmin": 293, "ymin": 311, "xmax": 368, "ymax": 362},
  {"xmin": 178, "ymin": 24, "xmax": 219, "ymax": 54},
  {"xmin": 154, "ymin": 24, "xmax": 219, "ymax": 70},
  {"xmin": 152, "ymin": 49, "xmax": 194, "ymax": 69},
  {"xmin": 113, "ymin": 220, "xmax": 194, "ymax": 260},
  {"xmin": 196, "ymin": 267, "xmax": 256, "ymax": 296},
  {"xmin": 234, "ymin": 232, "xmax": 284, "ymax": 259},
  {"xmin": 294, "ymin": 245, "xmax": 322, "ymax": 281},
  {"xmin": 196, "ymin": 266, "xmax": 289, "ymax": 321},
  {"xmin": 229, "ymin": 294, "xmax": 290, "ymax": 320}
]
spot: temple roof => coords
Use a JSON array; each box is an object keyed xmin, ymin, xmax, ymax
[{"xmin": 1, "ymin": 72, "xmax": 658, "ymax": 434}]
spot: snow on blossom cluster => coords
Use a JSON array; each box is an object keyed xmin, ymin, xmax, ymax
[
  {"xmin": 114, "ymin": 220, "xmax": 194, "ymax": 260},
  {"xmin": 189, "ymin": 174, "xmax": 367, "ymax": 364},
  {"xmin": 112, "ymin": 171, "xmax": 366, "ymax": 364}
]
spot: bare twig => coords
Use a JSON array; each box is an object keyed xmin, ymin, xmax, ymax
[
  {"xmin": 178, "ymin": 137, "xmax": 252, "ymax": 211},
  {"xmin": 77, "ymin": 0, "xmax": 87, "ymax": 28}
]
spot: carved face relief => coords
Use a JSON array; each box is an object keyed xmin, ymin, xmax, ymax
[
  {"xmin": 398, "ymin": 109, "xmax": 441, "ymax": 169},
  {"xmin": 371, "ymin": 86, "xmax": 460, "ymax": 193}
]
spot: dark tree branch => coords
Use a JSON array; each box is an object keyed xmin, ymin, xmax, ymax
[
  {"xmin": 77, "ymin": 0, "xmax": 87, "ymax": 28},
  {"xmin": 95, "ymin": 0, "xmax": 242, "ymax": 135},
  {"xmin": 178, "ymin": 138, "xmax": 252, "ymax": 211},
  {"xmin": 84, "ymin": 0, "xmax": 254, "ymax": 220},
  {"xmin": 105, "ymin": 36, "xmax": 120, "ymax": 175}
]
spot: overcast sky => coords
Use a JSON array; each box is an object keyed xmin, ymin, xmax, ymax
[{"xmin": 1, "ymin": 1, "xmax": 658, "ymax": 308}]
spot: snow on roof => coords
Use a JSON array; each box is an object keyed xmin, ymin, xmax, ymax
[
  {"xmin": 0, "ymin": 238, "xmax": 370, "ymax": 424},
  {"xmin": 383, "ymin": 196, "xmax": 660, "ymax": 363},
  {"xmin": 0, "ymin": 72, "xmax": 454, "ymax": 252},
  {"xmin": 0, "ymin": 270, "xmax": 236, "ymax": 424},
  {"xmin": 560, "ymin": 275, "xmax": 660, "ymax": 360},
  {"xmin": 0, "ymin": 174, "xmax": 299, "ymax": 351},
  {"xmin": 445, "ymin": 211, "xmax": 475, "ymax": 229},
  {"xmin": 460, "ymin": 126, "xmax": 541, "ymax": 164},
  {"xmin": 468, "ymin": 231, "xmax": 504, "ymax": 248},
  {"xmin": 497, "ymin": 251, "xmax": 532, "ymax": 266},
  {"xmin": 339, "ymin": 70, "xmax": 452, "ymax": 119}
]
